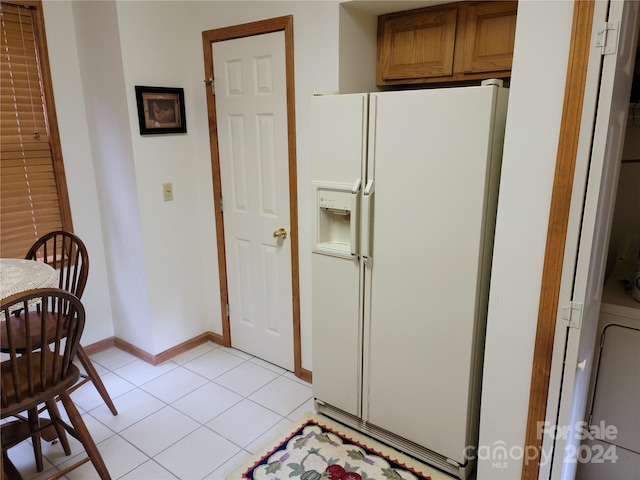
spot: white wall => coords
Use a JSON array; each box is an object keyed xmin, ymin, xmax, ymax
[
  {"xmin": 338, "ymin": 4, "xmax": 378, "ymax": 94},
  {"xmin": 41, "ymin": 1, "xmax": 116, "ymax": 346},
  {"xmin": 114, "ymin": 1, "xmax": 213, "ymax": 354},
  {"xmin": 477, "ymin": 1, "xmax": 574, "ymax": 479},
  {"xmin": 71, "ymin": 0, "xmax": 159, "ymax": 353}
]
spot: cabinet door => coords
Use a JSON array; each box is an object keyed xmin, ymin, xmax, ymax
[
  {"xmin": 461, "ymin": 1, "xmax": 518, "ymax": 74},
  {"xmin": 377, "ymin": 7, "xmax": 457, "ymax": 83}
]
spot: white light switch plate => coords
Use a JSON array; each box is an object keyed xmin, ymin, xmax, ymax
[{"xmin": 162, "ymin": 183, "xmax": 173, "ymax": 201}]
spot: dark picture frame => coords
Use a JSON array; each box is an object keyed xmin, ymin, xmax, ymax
[{"xmin": 135, "ymin": 86, "xmax": 186, "ymax": 135}]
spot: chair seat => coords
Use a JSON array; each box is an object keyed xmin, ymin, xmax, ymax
[
  {"xmin": 1, "ymin": 353, "xmax": 80, "ymax": 419},
  {"xmin": 1, "ymin": 311, "xmax": 67, "ymax": 352}
]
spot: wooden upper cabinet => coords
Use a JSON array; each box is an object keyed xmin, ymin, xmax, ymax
[
  {"xmin": 377, "ymin": 6, "xmax": 458, "ymax": 82},
  {"xmin": 377, "ymin": 1, "xmax": 518, "ymax": 86},
  {"xmin": 462, "ymin": 1, "xmax": 518, "ymax": 74}
]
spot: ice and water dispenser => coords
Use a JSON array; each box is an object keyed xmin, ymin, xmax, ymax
[{"xmin": 312, "ymin": 182, "xmax": 359, "ymax": 258}]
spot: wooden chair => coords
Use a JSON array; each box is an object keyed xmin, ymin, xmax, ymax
[
  {"xmin": 1, "ymin": 288, "xmax": 111, "ymax": 479},
  {"xmin": 25, "ymin": 231, "xmax": 118, "ymax": 416}
]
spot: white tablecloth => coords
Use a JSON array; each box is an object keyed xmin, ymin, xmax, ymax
[{"xmin": 1, "ymin": 258, "xmax": 58, "ymax": 301}]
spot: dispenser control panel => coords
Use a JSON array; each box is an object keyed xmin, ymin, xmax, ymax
[
  {"xmin": 319, "ymin": 190, "xmax": 351, "ymax": 212},
  {"xmin": 312, "ymin": 182, "xmax": 358, "ymax": 258}
]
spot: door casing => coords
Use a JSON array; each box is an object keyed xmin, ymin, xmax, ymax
[
  {"xmin": 202, "ymin": 16, "xmax": 308, "ymax": 381},
  {"xmin": 523, "ymin": 1, "xmax": 639, "ymax": 479}
]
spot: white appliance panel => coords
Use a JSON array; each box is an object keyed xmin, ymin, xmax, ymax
[
  {"xmin": 310, "ymin": 93, "xmax": 367, "ymax": 183},
  {"xmin": 578, "ymin": 307, "xmax": 640, "ymax": 480},
  {"xmin": 311, "ymin": 254, "xmax": 362, "ymax": 416},
  {"xmin": 590, "ymin": 324, "xmax": 640, "ymax": 453},
  {"xmin": 363, "ymin": 87, "xmax": 500, "ymax": 463}
]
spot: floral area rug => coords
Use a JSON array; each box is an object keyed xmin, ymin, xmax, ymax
[{"xmin": 228, "ymin": 412, "xmax": 450, "ymax": 480}]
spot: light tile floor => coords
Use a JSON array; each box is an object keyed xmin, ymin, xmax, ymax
[{"xmin": 4, "ymin": 342, "xmax": 314, "ymax": 479}]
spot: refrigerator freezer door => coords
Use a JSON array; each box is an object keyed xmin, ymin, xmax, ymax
[
  {"xmin": 363, "ymin": 85, "xmax": 503, "ymax": 464},
  {"xmin": 312, "ymin": 254, "xmax": 362, "ymax": 416},
  {"xmin": 311, "ymin": 93, "xmax": 369, "ymax": 417},
  {"xmin": 310, "ymin": 94, "xmax": 368, "ymax": 184}
]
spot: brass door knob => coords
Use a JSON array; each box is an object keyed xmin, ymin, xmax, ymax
[{"xmin": 273, "ymin": 228, "xmax": 287, "ymax": 239}]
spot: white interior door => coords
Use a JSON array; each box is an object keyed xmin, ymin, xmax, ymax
[
  {"xmin": 545, "ymin": 2, "xmax": 640, "ymax": 478},
  {"xmin": 212, "ymin": 31, "xmax": 294, "ymax": 371}
]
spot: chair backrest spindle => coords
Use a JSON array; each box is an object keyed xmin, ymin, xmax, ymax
[
  {"xmin": 25, "ymin": 231, "xmax": 89, "ymax": 300},
  {"xmin": 0, "ymin": 289, "xmax": 85, "ymax": 413}
]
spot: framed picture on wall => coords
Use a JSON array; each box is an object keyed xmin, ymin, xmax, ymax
[{"xmin": 135, "ymin": 86, "xmax": 187, "ymax": 135}]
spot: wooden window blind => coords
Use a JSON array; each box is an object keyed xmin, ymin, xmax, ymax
[{"xmin": 1, "ymin": 0, "xmax": 71, "ymax": 259}]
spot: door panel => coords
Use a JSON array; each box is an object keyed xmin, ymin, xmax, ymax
[
  {"xmin": 363, "ymin": 86, "xmax": 501, "ymax": 464},
  {"xmin": 310, "ymin": 94, "xmax": 369, "ymax": 417},
  {"xmin": 311, "ymin": 254, "xmax": 362, "ymax": 416},
  {"xmin": 213, "ymin": 31, "xmax": 294, "ymax": 370},
  {"xmin": 548, "ymin": 1, "xmax": 640, "ymax": 477}
]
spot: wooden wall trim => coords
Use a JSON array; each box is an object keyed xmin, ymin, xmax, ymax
[
  {"xmin": 82, "ymin": 337, "xmax": 115, "ymax": 356},
  {"xmin": 202, "ymin": 21, "xmax": 230, "ymax": 348},
  {"xmin": 202, "ymin": 16, "xmax": 304, "ymax": 379},
  {"xmin": 86, "ymin": 332, "xmax": 226, "ymax": 366},
  {"xmin": 522, "ymin": 1, "xmax": 595, "ymax": 479},
  {"xmin": 282, "ymin": 16, "xmax": 304, "ymax": 381},
  {"xmin": 84, "ymin": 333, "xmax": 306, "ymax": 384}
]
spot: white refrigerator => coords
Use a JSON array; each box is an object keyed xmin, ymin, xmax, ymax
[{"xmin": 311, "ymin": 81, "xmax": 509, "ymax": 480}]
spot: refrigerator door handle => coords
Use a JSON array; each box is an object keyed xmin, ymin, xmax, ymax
[
  {"xmin": 351, "ymin": 178, "xmax": 362, "ymax": 194},
  {"xmin": 350, "ymin": 179, "xmax": 362, "ymax": 260},
  {"xmin": 362, "ymin": 179, "xmax": 375, "ymax": 265}
]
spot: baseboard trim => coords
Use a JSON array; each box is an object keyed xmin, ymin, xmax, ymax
[
  {"xmin": 299, "ymin": 368, "xmax": 312, "ymax": 384},
  {"xmin": 82, "ymin": 337, "xmax": 115, "ymax": 356},
  {"xmin": 83, "ymin": 332, "xmax": 310, "ymax": 381},
  {"xmin": 113, "ymin": 337, "xmax": 156, "ymax": 364},
  {"xmin": 84, "ymin": 332, "xmax": 225, "ymax": 366}
]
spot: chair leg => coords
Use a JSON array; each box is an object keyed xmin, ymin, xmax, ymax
[
  {"xmin": 45, "ymin": 399, "xmax": 72, "ymax": 455},
  {"xmin": 26, "ymin": 408, "xmax": 43, "ymax": 472},
  {"xmin": 59, "ymin": 392, "xmax": 111, "ymax": 480},
  {"xmin": 2, "ymin": 448, "xmax": 24, "ymax": 480},
  {"xmin": 75, "ymin": 346, "xmax": 118, "ymax": 416}
]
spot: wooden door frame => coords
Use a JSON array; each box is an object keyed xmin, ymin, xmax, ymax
[
  {"xmin": 522, "ymin": 1, "xmax": 596, "ymax": 479},
  {"xmin": 202, "ymin": 16, "xmax": 308, "ymax": 381}
]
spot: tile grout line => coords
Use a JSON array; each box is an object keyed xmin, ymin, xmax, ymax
[{"xmin": 10, "ymin": 345, "xmax": 314, "ymax": 479}]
